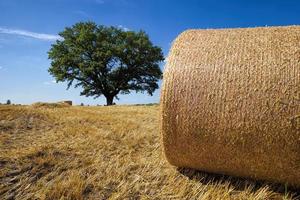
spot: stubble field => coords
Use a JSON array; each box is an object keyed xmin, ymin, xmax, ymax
[{"xmin": 0, "ymin": 105, "xmax": 299, "ymax": 200}]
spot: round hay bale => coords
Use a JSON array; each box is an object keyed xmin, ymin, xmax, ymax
[
  {"xmin": 32, "ymin": 102, "xmax": 70, "ymax": 108},
  {"xmin": 58, "ymin": 101, "xmax": 72, "ymax": 106},
  {"xmin": 161, "ymin": 26, "xmax": 300, "ymax": 187}
]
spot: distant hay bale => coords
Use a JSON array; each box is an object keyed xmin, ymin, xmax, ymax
[
  {"xmin": 58, "ymin": 101, "xmax": 72, "ymax": 106},
  {"xmin": 32, "ymin": 102, "xmax": 70, "ymax": 109},
  {"xmin": 161, "ymin": 26, "xmax": 300, "ymax": 187}
]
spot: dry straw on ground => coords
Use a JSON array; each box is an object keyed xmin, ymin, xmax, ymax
[
  {"xmin": 0, "ymin": 105, "xmax": 299, "ymax": 199},
  {"xmin": 161, "ymin": 26, "xmax": 300, "ymax": 187}
]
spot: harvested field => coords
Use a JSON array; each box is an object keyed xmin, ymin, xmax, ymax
[{"xmin": 0, "ymin": 105, "xmax": 299, "ymax": 199}]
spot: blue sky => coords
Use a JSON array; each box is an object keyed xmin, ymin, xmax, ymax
[{"xmin": 0, "ymin": 0, "xmax": 300, "ymax": 105}]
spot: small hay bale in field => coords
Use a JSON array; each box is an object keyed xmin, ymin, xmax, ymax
[
  {"xmin": 32, "ymin": 102, "xmax": 70, "ymax": 108},
  {"xmin": 58, "ymin": 101, "xmax": 72, "ymax": 106},
  {"xmin": 160, "ymin": 26, "xmax": 300, "ymax": 187}
]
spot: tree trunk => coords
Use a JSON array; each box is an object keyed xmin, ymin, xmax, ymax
[{"xmin": 106, "ymin": 96, "xmax": 114, "ymax": 106}]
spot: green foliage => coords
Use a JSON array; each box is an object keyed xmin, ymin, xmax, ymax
[
  {"xmin": 48, "ymin": 22, "xmax": 164, "ymax": 105},
  {"xmin": 6, "ymin": 100, "xmax": 11, "ymax": 105}
]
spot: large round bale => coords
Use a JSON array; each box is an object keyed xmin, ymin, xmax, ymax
[{"xmin": 161, "ymin": 26, "xmax": 300, "ymax": 187}]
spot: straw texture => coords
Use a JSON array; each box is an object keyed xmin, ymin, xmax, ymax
[{"xmin": 161, "ymin": 26, "xmax": 300, "ymax": 187}]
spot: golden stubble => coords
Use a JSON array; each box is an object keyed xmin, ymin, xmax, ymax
[{"xmin": 0, "ymin": 105, "xmax": 298, "ymax": 199}]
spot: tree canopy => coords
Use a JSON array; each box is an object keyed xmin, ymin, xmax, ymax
[{"xmin": 48, "ymin": 22, "xmax": 164, "ymax": 105}]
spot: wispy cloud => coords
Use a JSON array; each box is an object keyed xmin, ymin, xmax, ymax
[
  {"xmin": 118, "ymin": 25, "xmax": 130, "ymax": 31},
  {"xmin": 0, "ymin": 27, "xmax": 62, "ymax": 41},
  {"xmin": 43, "ymin": 80, "xmax": 56, "ymax": 85}
]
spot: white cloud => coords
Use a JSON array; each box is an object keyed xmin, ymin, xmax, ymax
[
  {"xmin": 43, "ymin": 80, "xmax": 57, "ymax": 85},
  {"xmin": 118, "ymin": 25, "xmax": 130, "ymax": 32},
  {"xmin": 0, "ymin": 27, "xmax": 62, "ymax": 41}
]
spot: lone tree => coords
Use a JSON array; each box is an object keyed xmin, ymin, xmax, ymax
[{"xmin": 48, "ymin": 22, "xmax": 164, "ymax": 105}]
